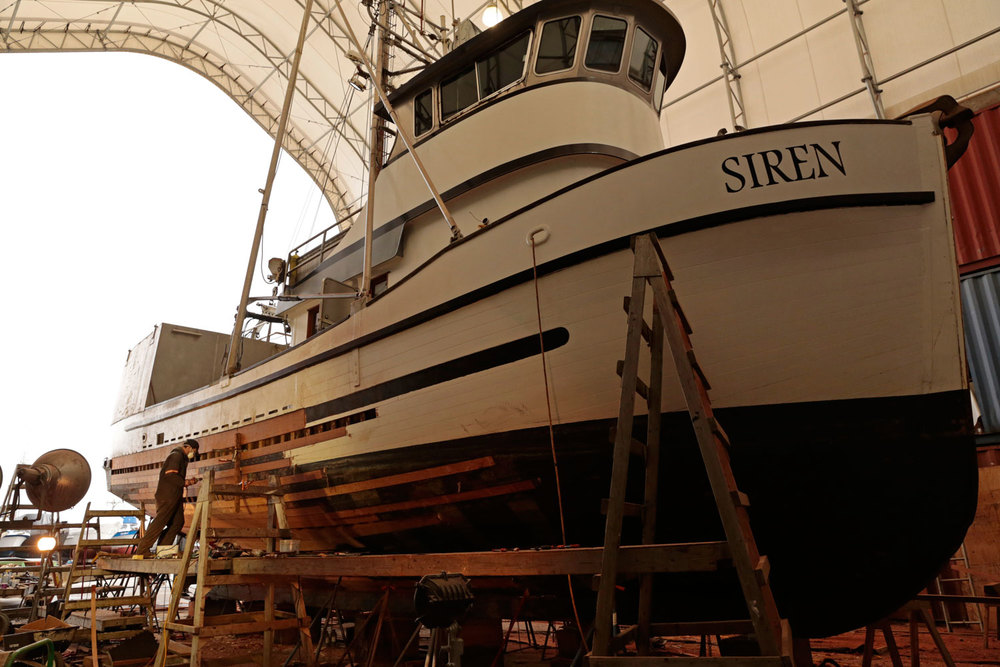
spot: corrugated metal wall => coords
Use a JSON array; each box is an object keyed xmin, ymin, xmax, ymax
[
  {"xmin": 962, "ymin": 268, "xmax": 1000, "ymax": 433},
  {"xmin": 949, "ymin": 105, "xmax": 1000, "ymax": 272}
]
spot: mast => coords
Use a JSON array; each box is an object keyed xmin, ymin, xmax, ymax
[
  {"xmin": 360, "ymin": 0, "xmax": 393, "ymax": 301},
  {"xmin": 333, "ymin": 0, "xmax": 463, "ymax": 257},
  {"xmin": 225, "ymin": 0, "xmax": 314, "ymax": 376}
]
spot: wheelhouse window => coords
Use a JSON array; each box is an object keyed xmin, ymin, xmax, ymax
[
  {"xmin": 441, "ymin": 66, "xmax": 478, "ymax": 119},
  {"xmin": 585, "ymin": 15, "xmax": 627, "ymax": 72},
  {"xmin": 535, "ymin": 16, "xmax": 581, "ymax": 74},
  {"xmin": 628, "ymin": 27, "xmax": 658, "ymax": 90},
  {"xmin": 414, "ymin": 89, "xmax": 433, "ymax": 136},
  {"xmin": 478, "ymin": 32, "xmax": 531, "ymax": 98}
]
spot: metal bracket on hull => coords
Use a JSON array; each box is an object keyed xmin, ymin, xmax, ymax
[{"xmin": 589, "ymin": 233, "xmax": 796, "ymax": 665}]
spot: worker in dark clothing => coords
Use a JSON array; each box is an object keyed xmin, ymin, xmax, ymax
[{"xmin": 135, "ymin": 439, "xmax": 200, "ymax": 556}]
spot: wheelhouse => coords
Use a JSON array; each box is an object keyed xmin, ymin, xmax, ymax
[{"xmin": 379, "ymin": 0, "xmax": 685, "ymax": 155}]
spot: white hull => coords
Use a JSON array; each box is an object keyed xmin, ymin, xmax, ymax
[
  {"xmin": 108, "ymin": 116, "xmax": 976, "ymax": 636},
  {"xmin": 113, "ymin": 116, "xmax": 964, "ymax": 458}
]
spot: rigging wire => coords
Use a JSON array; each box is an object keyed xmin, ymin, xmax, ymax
[{"xmin": 529, "ymin": 233, "xmax": 589, "ymax": 652}]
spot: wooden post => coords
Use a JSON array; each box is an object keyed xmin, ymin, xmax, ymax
[
  {"xmin": 592, "ymin": 275, "xmax": 648, "ymax": 656},
  {"xmin": 190, "ymin": 477, "xmax": 213, "ymax": 667},
  {"xmin": 636, "ymin": 306, "xmax": 663, "ymax": 655},
  {"xmin": 292, "ymin": 579, "xmax": 316, "ymax": 667},
  {"xmin": 91, "ymin": 584, "xmax": 99, "ymax": 667},
  {"xmin": 263, "ymin": 583, "xmax": 276, "ymax": 667},
  {"xmin": 156, "ymin": 486, "xmax": 204, "ymax": 667}
]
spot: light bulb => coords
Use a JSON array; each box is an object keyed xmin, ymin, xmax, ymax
[
  {"xmin": 481, "ymin": 4, "xmax": 503, "ymax": 27},
  {"xmin": 37, "ymin": 536, "xmax": 57, "ymax": 552}
]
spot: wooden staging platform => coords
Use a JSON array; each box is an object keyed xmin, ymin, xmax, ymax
[{"xmin": 97, "ymin": 542, "xmax": 729, "ymax": 579}]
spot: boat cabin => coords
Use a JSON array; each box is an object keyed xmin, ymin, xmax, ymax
[{"xmin": 276, "ymin": 0, "xmax": 686, "ymax": 347}]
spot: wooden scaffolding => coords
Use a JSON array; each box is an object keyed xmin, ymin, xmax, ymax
[{"xmin": 154, "ymin": 473, "xmax": 315, "ymax": 667}]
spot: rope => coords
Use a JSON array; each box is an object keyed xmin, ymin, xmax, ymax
[{"xmin": 529, "ymin": 233, "xmax": 589, "ymax": 652}]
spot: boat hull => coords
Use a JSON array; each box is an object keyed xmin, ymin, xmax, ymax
[{"xmin": 108, "ymin": 117, "xmax": 975, "ymax": 638}]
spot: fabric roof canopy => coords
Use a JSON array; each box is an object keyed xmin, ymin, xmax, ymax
[{"xmin": 3, "ymin": 0, "xmax": 999, "ymax": 226}]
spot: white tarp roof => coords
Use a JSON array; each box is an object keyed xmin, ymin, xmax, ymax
[{"xmin": 3, "ymin": 0, "xmax": 999, "ymax": 223}]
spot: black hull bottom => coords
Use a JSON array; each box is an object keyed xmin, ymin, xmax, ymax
[{"xmin": 290, "ymin": 389, "xmax": 976, "ymax": 637}]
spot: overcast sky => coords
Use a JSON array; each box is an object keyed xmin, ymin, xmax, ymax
[{"xmin": 0, "ymin": 51, "xmax": 337, "ymax": 519}]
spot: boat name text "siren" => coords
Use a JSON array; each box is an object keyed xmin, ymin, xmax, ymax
[{"xmin": 721, "ymin": 141, "xmax": 846, "ymax": 194}]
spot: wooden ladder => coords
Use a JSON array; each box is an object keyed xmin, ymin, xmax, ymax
[
  {"xmin": 590, "ymin": 233, "xmax": 794, "ymax": 666},
  {"xmin": 59, "ymin": 504, "xmax": 154, "ymax": 641},
  {"xmin": 154, "ymin": 472, "xmax": 315, "ymax": 667}
]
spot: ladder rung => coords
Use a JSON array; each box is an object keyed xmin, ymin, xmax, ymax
[
  {"xmin": 600, "ymin": 499, "xmax": 643, "ymax": 517},
  {"xmin": 63, "ymin": 595, "xmax": 151, "ymax": 611},
  {"xmin": 686, "ymin": 350, "xmax": 712, "ymax": 390},
  {"xmin": 731, "ymin": 490, "xmax": 751, "ymax": 508},
  {"xmin": 709, "ymin": 417, "xmax": 731, "ymax": 448},
  {"xmin": 755, "ymin": 555, "xmax": 771, "ymax": 587},
  {"xmin": 615, "ymin": 360, "xmax": 649, "ymax": 399},
  {"xmin": 666, "ymin": 288, "xmax": 693, "ymax": 335},
  {"xmin": 621, "ymin": 297, "xmax": 654, "ymax": 345}
]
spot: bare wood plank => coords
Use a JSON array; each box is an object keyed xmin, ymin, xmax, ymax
[
  {"xmin": 282, "ymin": 456, "xmax": 496, "ymax": 502},
  {"xmin": 279, "ymin": 470, "xmax": 325, "ymax": 485},
  {"xmin": 166, "ymin": 617, "xmax": 303, "ymax": 638},
  {"xmin": 314, "ymin": 480, "xmax": 536, "ymax": 521},
  {"xmin": 64, "ymin": 595, "xmax": 152, "ymax": 611},
  {"xmin": 232, "ymin": 542, "xmax": 729, "ymax": 578},
  {"xmin": 79, "ymin": 538, "xmax": 139, "ymax": 547},
  {"xmin": 96, "ymin": 556, "xmax": 232, "ymax": 576},
  {"xmin": 205, "ymin": 528, "xmax": 291, "ymax": 539},
  {"xmin": 103, "ymin": 542, "xmax": 730, "ymax": 580}
]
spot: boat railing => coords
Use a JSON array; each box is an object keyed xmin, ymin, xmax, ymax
[{"xmin": 286, "ymin": 218, "xmax": 355, "ymax": 286}]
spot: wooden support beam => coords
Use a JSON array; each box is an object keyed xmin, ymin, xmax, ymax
[{"xmin": 227, "ymin": 542, "xmax": 730, "ymax": 578}]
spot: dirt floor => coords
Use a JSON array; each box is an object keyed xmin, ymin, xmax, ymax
[{"xmin": 163, "ymin": 621, "xmax": 1000, "ymax": 667}]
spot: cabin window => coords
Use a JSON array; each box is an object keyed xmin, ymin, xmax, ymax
[
  {"xmin": 535, "ymin": 17, "xmax": 581, "ymax": 74},
  {"xmin": 414, "ymin": 89, "xmax": 433, "ymax": 135},
  {"xmin": 628, "ymin": 27, "xmax": 657, "ymax": 90},
  {"xmin": 478, "ymin": 31, "xmax": 531, "ymax": 98},
  {"xmin": 372, "ymin": 273, "xmax": 389, "ymax": 297},
  {"xmin": 585, "ymin": 15, "xmax": 627, "ymax": 72},
  {"xmin": 441, "ymin": 65, "xmax": 478, "ymax": 119}
]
